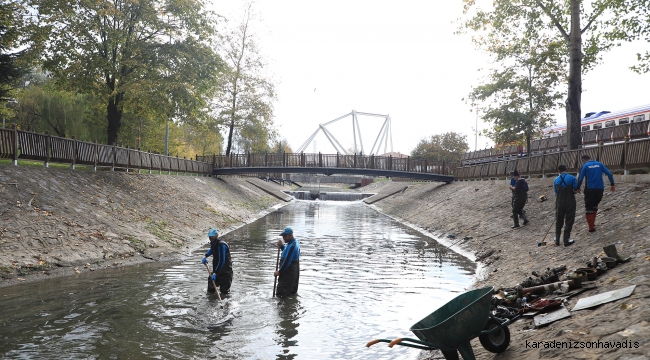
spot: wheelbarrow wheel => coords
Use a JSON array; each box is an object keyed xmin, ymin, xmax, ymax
[{"xmin": 479, "ymin": 318, "xmax": 510, "ymax": 353}]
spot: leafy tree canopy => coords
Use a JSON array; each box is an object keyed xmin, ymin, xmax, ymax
[{"xmin": 410, "ymin": 132, "xmax": 469, "ymax": 163}]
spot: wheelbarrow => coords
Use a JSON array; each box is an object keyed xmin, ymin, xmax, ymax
[{"xmin": 366, "ymin": 286, "xmax": 521, "ymax": 360}]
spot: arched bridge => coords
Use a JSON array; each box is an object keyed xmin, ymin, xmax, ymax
[{"xmin": 198, "ymin": 153, "xmax": 456, "ymax": 183}]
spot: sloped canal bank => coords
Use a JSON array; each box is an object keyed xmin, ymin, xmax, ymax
[{"xmin": 0, "ymin": 200, "xmax": 475, "ymax": 359}]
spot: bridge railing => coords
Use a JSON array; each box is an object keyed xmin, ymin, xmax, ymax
[
  {"xmin": 454, "ymin": 137, "xmax": 650, "ymax": 180},
  {"xmin": 460, "ymin": 120, "xmax": 650, "ymax": 165},
  {"xmin": 197, "ymin": 153, "xmax": 460, "ymax": 176},
  {"xmin": 0, "ymin": 125, "xmax": 212, "ymax": 175}
]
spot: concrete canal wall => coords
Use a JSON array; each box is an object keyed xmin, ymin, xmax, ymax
[
  {"xmin": 371, "ymin": 178, "xmax": 650, "ymax": 359},
  {"xmin": 0, "ymin": 166, "xmax": 286, "ymax": 287}
]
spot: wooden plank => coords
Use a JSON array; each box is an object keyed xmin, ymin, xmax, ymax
[
  {"xmin": 598, "ymin": 127, "xmax": 614, "ymax": 143},
  {"xmin": 17, "ymin": 131, "xmax": 48, "ymax": 161},
  {"xmin": 114, "ymin": 147, "xmax": 128, "ymax": 167},
  {"xmin": 0, "ymin": 128, "xmax": 16, "ymax": 158},
  {"xmin": 76, "ymin": 140, "xmax": 96, "ymax": 165},
  {"xmin": 612, "ymin": 124, "xmax": 630, "ymax": 141},
  {"xmin": 600, "ymin": 143, "xmax": 624, "ymax": 170},
  {"xmin": 50, "ymin": 136, "xmax": 75, "ymax": 163},
  {"xmin": 630, "ymin": 120, "xmax": 649, "ymax": 139},
  {"xmin": 97, "ymin": 144, "xmax": 114, "ymax": 166},
  {"xmin": 626, "ymin": 139, "xmax": 650, "ymax": 168},
  {"xmin": 582, "ymin": 130, "xmax": 598, "ymax": 144}
]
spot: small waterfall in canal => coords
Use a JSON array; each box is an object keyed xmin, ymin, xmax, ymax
[
  {"xmin": 283, "ymin": 190, "xmax": 375, "ymax": 201},
  {"xmin": 0, "ymin": 201, "xmax": 475, "ymax": 360}
]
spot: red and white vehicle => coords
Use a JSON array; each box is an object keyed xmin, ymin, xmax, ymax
[{"xmin": 543, "ymin": 103, "xmax": 650, "ymax": 137}]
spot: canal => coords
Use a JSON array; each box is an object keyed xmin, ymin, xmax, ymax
[{"xmin": 0, "ymin": 200, "xmax": 475, "ymax": 359}]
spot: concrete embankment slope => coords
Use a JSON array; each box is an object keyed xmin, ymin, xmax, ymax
[
  {"xmin": 371, "ymin": 178, "xmax": 650, "ymax": 359},
  {"xmin": 0, "ymin": 166, "xmax": 286, "ymax": 287}
]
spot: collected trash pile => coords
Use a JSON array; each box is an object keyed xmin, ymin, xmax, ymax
[{"xmin": 490, "ymin": 244, "xmax": 634, "ymax": 327}]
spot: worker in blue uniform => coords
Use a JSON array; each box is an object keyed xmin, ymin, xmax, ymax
[
  {"xmin": 553, "ymin": 165, "xmax": 578, "ymax": 246},
  {"xmin": 274, "ymin": 227, "xmax": 300, "ymax": 297},
  {"xmin": 576, "ymin": 154, "xmax": 615, "ymax": 232},
  {"xmin": 202, "ymin": 228, "xmax": 233, "ymax": 294}
]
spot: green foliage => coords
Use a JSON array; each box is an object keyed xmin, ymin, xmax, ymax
[
  {"xmin": 0, "ymin": 1, "xmax": 28, "ymax": 113},
  {"xmin": 410, "ymin": 132, "xmax": 469, "ymax": 162},
  {"xmin": 607, "ymin": 0, "xmax": 650, "ymax": 73},
  {"xmin": 213, "ymin": 6, "xmax": 277, "ymax": 155},
  {"xmin": 25, "ymin": 0, "xmax": 224, "ymax": 145},
  {"xmin": 460, "ymin": 0, "xmax": 631, "ymax": 150}
]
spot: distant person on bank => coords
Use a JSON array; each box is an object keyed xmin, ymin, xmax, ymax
[
  {"xmin": 201, "ymin": 228, "xmax": 233, "ymax": 294},
  {"xmin": 274, "ymin": 227, "xmax": 300, "ymax": 297},
  {"xmin": 576, "ymin": 154, "xmax": 615, "ymax": 232},
  {"xmin": 509, "ymin": 170, "xmax": 526, "ymax": 220},
  {"xmin": 553, "ymin": 165, "xmax": 578, "ymax": 247},
  {"xmin": 510, "ymin": 171, "xmax": 530, "ymax": 229}
]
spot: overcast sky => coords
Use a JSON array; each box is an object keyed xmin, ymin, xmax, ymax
[{"xmin": 210, "ymin": 0, "xmax": 650, "ymax": 154}]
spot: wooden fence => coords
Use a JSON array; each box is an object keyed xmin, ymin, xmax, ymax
[
  {"xmin": 461, "ymin": 120, "xmax": 650, "ymax": 164},
  {"xmin": 0, "ymin": 125, "xmax": 212, "ymax": 175},
  {"xmin": 196, "ymin": 153, "xmax": 460, "ymax": 176},
  {"xmin": 454, "ymin": 137, "xmax": 650, "ymax": 180}
]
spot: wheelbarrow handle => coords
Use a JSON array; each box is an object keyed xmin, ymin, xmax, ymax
[
  {"xmin": 365, "ymin": 339, "xmax": 380, "ymax": 348},
  {"xmin": 366, "ymin": 338, "xmax": 438, "ymax": 351},
  {"xmin": 388, "ymin": 338, "xmax": 403, "ymax": 348}
]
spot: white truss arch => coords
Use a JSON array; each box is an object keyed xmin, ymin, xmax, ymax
[{"xmin": 296, "ymin": 110, "xmax": 393, "ymax": 155}]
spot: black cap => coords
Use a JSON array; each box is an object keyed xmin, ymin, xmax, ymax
[
  {"xmin": 581, "ymin": 154, "xmax": 591, "ymax": 160},
  {"xmin": 513, "ymin": 170, "xmax": 520, "ymax": 176}
]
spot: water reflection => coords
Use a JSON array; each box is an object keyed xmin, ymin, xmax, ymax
[{"xmin": 0, "ymin": 200, "xmax": 475, "ymax": 360}]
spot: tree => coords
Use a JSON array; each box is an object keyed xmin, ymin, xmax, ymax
[
  {"xmin": 0, "ymin": 1, "xmax": 28, "ymax": 115},
  {"xmin": 26, "ymin": 0, "xmax": 223, "ymax": 145},
  {"xmin": 609, "ymin": 0, "xmax": 650, "ymax": 73},
  {"xmin": 461, "ymin": 0, "xmax": 628, "ymax": 150},
  {"xmin": 212, "ymin": 5, "xmax": 276, "ymax": 155},
  {"xmin": 411, "ymin": 132, "xmax": 469, "ymax": 163},
  {"xmin": 465, "ymin": 12, "xmax": 566, "ymax": 151},
  {"xmin": 273, "ymin": 138, "xmax": 293, "ymax": 154}
]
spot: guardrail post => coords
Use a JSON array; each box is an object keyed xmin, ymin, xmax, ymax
[
  {"xmin": 407, "ymin": 156, "xmax": 410, "ymax": 172},
  {"xmin": 597, "ymin": 141, "xmax": 603, "ymax": 162},
  {"xmin": 111, "ymin": 143, "xmax": 116, "ymax": 171},
  {"xmin": 442, "ymin": 160, "xmax": 446, "ymax": 175},
  {"xmin": 623, "ymin": 137, "xmax": 629, "ymax": 175},
  {"xmin": 93, "ymin": 140, "xmax": 98, "ymax": 171},
  {"xmin": 301, "ymin": 152, "xmax": 305, "ymax": 167},
  {"xmin": 423, "ymin": 160, "xmax": 427, "ymax": 173},
  {"xmin": 44, "ymin": 130, "xmax": 51, "ymax": 168},
  {"xmin": 265, "ymin": 152, "xmax": 268, "ymax": 167},
  {"xmin": 319, "ymin": 152, "xmax": 322, "ymax": 167},
  {"xmin": 353, "ymin": 153, "xmax": 357, "ymax": 168},
  {"xmin": 71, "ymin": 136, "xmax": 77, "ymax": 169},
  {"xmin": 147, "ymin": 149, "xmax": 152, "ymax": 174},
  {"xmin": 389, "ymin": 155, "xmax": 392, "ymax": 170},
  {"xmin": 540, "ymin": 151, "xmax": 546, "ymax": 178},
  {"xmin": 336, "ymin": 152, "xmax": 339, "ymax": 168},
  {"xmin": 283, "ymin": 152, "xmax": 287, "ymax": 167},
  {"xmin": 125, "ymin": 145, "xmax": 130, "ymax": 173},
  {"xmin": 11, "ymin": 124, "xmax": 18, "ymax": 165}
]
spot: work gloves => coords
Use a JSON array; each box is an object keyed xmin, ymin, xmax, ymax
[
  {"xmin": 211, "ymin": 273, "xmax": 217, "ymax": 282},
  {"xmin": 201, "ymin": 257, "xmax": 208, "ymax": 265}
]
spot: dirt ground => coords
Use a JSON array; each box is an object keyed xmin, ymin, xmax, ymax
[
  {"xmin": 0, "ymin": 165, "xmax": 283, "ymax": 287},
  {"xmin": 372, "ymin": 178, "xmax": 650, "ymax": 360}
]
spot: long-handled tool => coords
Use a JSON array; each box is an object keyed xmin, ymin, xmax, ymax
[
  {"xmin": 540, "ymin": 219, "xmax": 556, "ymax": 246},
  {"xmin": 272, "ymin": 246, "xmax": 281, "ymax": 297},
  {"xmin": 204, "ymin": 263, "xmax": 222, "ymax": 301}
]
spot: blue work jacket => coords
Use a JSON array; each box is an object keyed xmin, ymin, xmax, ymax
[
  {"xmin": 279, "ymin": 239, "xmax": 300, "ymax": 273},
  {"xmin": 554, "ymin": 172, "xmax": 578, "ymax": 196},
  {"xmin": 577, "ymin": 160, "xmax": 615, "ymax": 190}
]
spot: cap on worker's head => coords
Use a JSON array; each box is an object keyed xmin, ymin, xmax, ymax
[
  {"xmin": 279, "ymin": 227, "xmax": 293, "ymax": 236},
  {"xmin": 558, "ymin": 164, "xmax": 567, "ymax": 172},
  {"xmin": 581, "ymin": 154, "xmax": 591, "ymax": 160},
  {"xmin": 208, "ymin": 228, "xmax": 218, "ymax": 237},
  {"xmin": 513, "ymin": 170, "xmax": 520, "ymax": 177}
]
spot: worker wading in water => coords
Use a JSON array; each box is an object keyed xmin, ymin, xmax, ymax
[
  {"xmin": 553, "ymin": 165, "xmax": 578, "ymax": 247},
  {"xmin": 510, "ymin": 171, "xmax": 530, "ymax": 229},
  {"xmin": 202, "ymin": 228, "xmax": 233, "ymax": 294},
  {"xmin": 274, "ymin": 227, "xmax": 300, "ymax": 297}
]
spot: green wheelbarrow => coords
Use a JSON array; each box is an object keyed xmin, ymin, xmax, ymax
[{"xmin": 366, "ymin": 287, "xmax": 521, "ymax": 360}]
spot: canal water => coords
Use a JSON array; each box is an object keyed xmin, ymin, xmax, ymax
[{"xmin": 0, "ymin": 201, "xmax": 475, "ymax": 359}]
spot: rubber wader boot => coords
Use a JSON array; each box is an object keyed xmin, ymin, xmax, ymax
[
  {"xmin": 512, "ymin": 216, "xmax": 520, "ymax": 229},
  {"xmin": 603, "ymin": 244, "xmax": 631, "ymax": 263},
  {"xmin": 586, "ymin": 213, "xmax": 596, "ymax": 232},
  {"xmin": 563, "ymin": 234, "xmax": 575, "ymax": 247},
  {"xmin": 521, "ymin": 212, "xmax": 529, "ymax": 226},
  {"xmin": 554, "ymin": 229, "xmax": 561, "ymax": 246}
]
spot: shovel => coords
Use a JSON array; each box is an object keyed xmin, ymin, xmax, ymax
[
  {"xmin": 273, "ymin": 245, "xmax": 281, "ymax": 297},
  {"xmin": 204, "ymin": 262, "xmax": 222, "ymax": 301}
]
